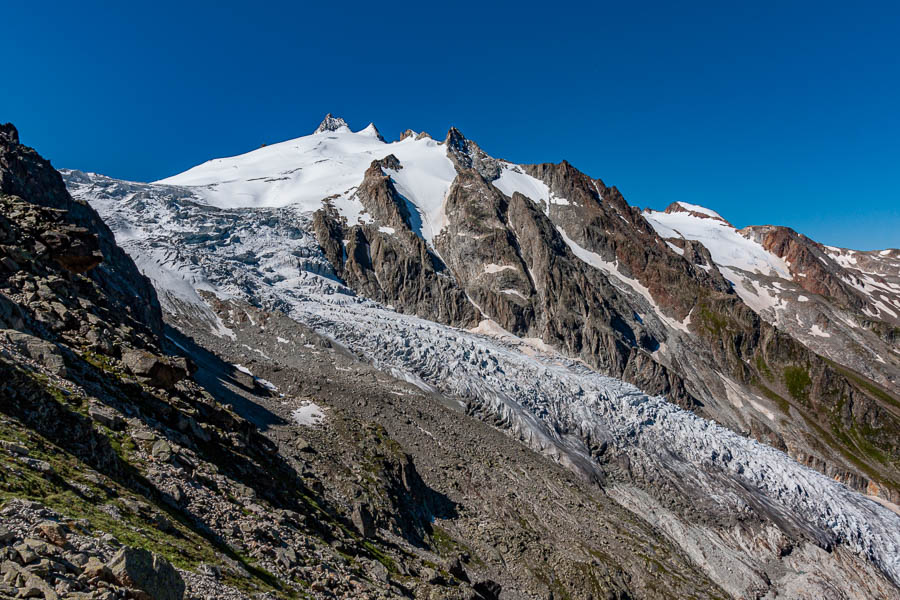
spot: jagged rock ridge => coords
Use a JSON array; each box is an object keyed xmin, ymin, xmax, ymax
[{"xmin": 314, "ymin": 113, "xmax": 350, "ymax": 134}]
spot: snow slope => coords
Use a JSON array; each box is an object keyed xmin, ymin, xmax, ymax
[
  {"xmin": 157, "ymin": 125, "xmax": 457, "ymax": 245},
  {"xmin": 643, "ymin": 208, "xmax": 791, "ymax": 279}
]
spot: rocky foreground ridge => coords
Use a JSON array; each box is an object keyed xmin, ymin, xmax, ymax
[{"xmin": 1, "ymin": 117, "xmax": 899, "ymax": 599}]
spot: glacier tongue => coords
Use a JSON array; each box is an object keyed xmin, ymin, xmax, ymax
[
  {"xmin": 295, "ymin": 292, "xmax": 900, "ymax": 583},
  {"xmin": 64, "ymin": 170, "xmax": 900, "ymax": 589}
]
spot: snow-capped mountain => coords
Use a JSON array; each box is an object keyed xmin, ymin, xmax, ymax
[
  {"xmin": 644, "ymin": 201, "xmax": 900, "ymax": 389},
  {"xmin": 60, "ymin": 114, "xmax": 900, "ymax": 597},
  {"xmin": 156, "ymin": 118, "xmax": 453, "ymax": 244}
]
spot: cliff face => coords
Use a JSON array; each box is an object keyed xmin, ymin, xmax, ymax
[
  {"xmin": 0, "ymin": 124, "xmax": 164, "ymax": 338},
  {"xmin": 312, "ymin": 157, "xmax": 479, "ymax": 328}
]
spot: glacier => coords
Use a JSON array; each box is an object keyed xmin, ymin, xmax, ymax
[{"xmin": 63, "ymin": 166, "xmax": 900, "ymax": 591}]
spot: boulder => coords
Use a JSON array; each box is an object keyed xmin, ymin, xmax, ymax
[
  {"xmin": 351, "ymin": 502, "xmax": 376, "ymax": 539},
  {"xmin": 106, "ymin": 547, "xmax": 185, "ymax": 600},
  {"xmin": 81, "ymin": 556, "xmax": 114, "ymax": 582},
  {"xmin": 0, "ymin": 330, "xmax": 66, "ymax": 377},
  {"xmin": 274, "ymin": 547, "xmax": 297, "ymax": 569},
  {"xmin": 0, "ymin": 293, "xmax": 25, "ymax": 330},
  {"xmin": 121, "ymin": 348, "xmax": 190, "ymax": 389},
  {"xmin": 19, "ymin": 457, "xmax": 52, "ymax": 474},
  {"xmin": 473, "ymin": 579, "xmax": 502, "ymax": 600},
  {"xmin": 0, "ymin": 440, "xmax": 28, "ymax": 456},
  {"xmin": 89, "ymin": 405, "xmax": 126, "ymax": 431},
  {"xmin": 447, "ymin": 555, "xmax": 469, "ymax": 582},
  {"xmin": 35, "ymin": 521, "xmax": 67, "ymax": 546},
  {"xmin": 151, "ymin": 440, "xmax": 173, "ymax": 463},
  {"xmin": 294, "ymin": 436, "xmax": 312, "ymax": 452}
]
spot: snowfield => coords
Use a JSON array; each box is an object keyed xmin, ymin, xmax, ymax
[
  {"xmin": 643, "ymin": 207, "xmax": 791, "ymax": 279},
  {"xmin": 157, "ymin": 125, "xmax": 457, "ymax": 245}
]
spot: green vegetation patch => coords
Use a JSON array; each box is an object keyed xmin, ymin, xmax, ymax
[
  {"xmin": 755, "ymin": 353, "xmax": 772, "ymax": 380},
  {"xmin": 697, "ymin": 307, "xmax": 732, "ymax": 336},
  {"xmin": 783, "ymin": 366, "xmax": 811, "ymax": 402}
]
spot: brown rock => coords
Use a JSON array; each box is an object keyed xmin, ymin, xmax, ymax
[
  {"xmin": 81, "ymin": 556, "xmax": 114, "ymax": 583},
  {"xmin": 107, "ymin": 547, "xmax": 184, "ymax": 600},
  {"xmin": 35, "ymin": 522, "xmax": 66, "ymax": 546}
]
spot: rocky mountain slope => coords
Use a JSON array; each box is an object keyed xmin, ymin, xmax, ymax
[
  {"xmin": 644, "ymin": 201, "xmax": 899, "ymax": 391},
  {"xmin": 2, "ymin": 115, "xmax": 899, "ymax": 598},
  {"xmin": 70, "ymin": 115, "xmax": 900, "ymax": 506}
]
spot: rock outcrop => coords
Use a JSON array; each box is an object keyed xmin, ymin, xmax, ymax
[
  {"xmin": 312, "ymin": 158, "xmax": 479, "ymax": 327},
  {"xmin": 0, "ymin": 122, "xmax": 163, "ymax": 337},
  {"xmin": 313, "ymin": 113, "xmax": 349, "ymax": 134}
]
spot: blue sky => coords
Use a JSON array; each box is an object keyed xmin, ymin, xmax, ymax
[{"xmin": 3, "ymin": 1, "xmax": 898, "ymax": 249}]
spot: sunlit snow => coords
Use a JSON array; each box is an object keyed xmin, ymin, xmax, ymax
[{"xmin": 157, "ymin": 126, "xmax": 457, "ymax": 245}]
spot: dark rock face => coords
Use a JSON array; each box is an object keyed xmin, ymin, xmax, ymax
[
  {"xmin": 435, "ymin": 168, "xmax": 697, "ymax": 407},
  {"xmin": 121, "ymin": 348, "xmax": 191, "ymax": 389},
  {"xmin": 312, "ymin": 158, "xmax": 479, "ymax": 328},
  {"xmin": 40, "ymin": 224, "xmax": 103, "ymax": 273},
  {"xmin": 436, "ymin": 169, "xmax": 535, "ymax": 333},
  {"xmin": 524, "ymin": 163, "xmax": 732, "ymax": 322},
  {"xmin": 0, "ymin": 292, "xmax": 25, "ymax": 329},
  {"xmin": 0, "ymin": 122, "xmax": 163, "ymax": 337},
  {"xmin": 444, "ymin": 127, "xmax": 502, "ymax": 181},
  {"xmin": 0, "ymin": 193, "xmax": 160, "ymax": 361},
  {"xmin": 107, "ymin": 547, "xmax": 185, "ymax": 600}
]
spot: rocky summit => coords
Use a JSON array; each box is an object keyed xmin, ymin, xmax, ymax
[{"xmin": 0, "ymin": 116, "xmax": 898, "ymax": 600}]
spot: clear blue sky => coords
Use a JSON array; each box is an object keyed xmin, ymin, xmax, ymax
[{"xmin": 3, "ymin": 1, "xmax": 898, "ymax": 250}]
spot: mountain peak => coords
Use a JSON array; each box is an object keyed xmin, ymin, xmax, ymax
[
  {"xmin": 314, "ymin": 113, "xmax": 350, "ymax": 134},
  {"xmin": 444, "ymin": 126, "xmax": 467, "ymax": 150},
  {"xmin": 442, "ymin": 126, "xmax": 501, "ymax": 180},
  {"xmin": 0, "ymin": 122, "xmax": 19, "ymax": 145},
  {"xmin": 664, "ymin": 201, "xmax": 731, "ymax": 225},
  {"xmin": 359, "ymin": 122, "xmax": 385, "ymax": 142}
]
